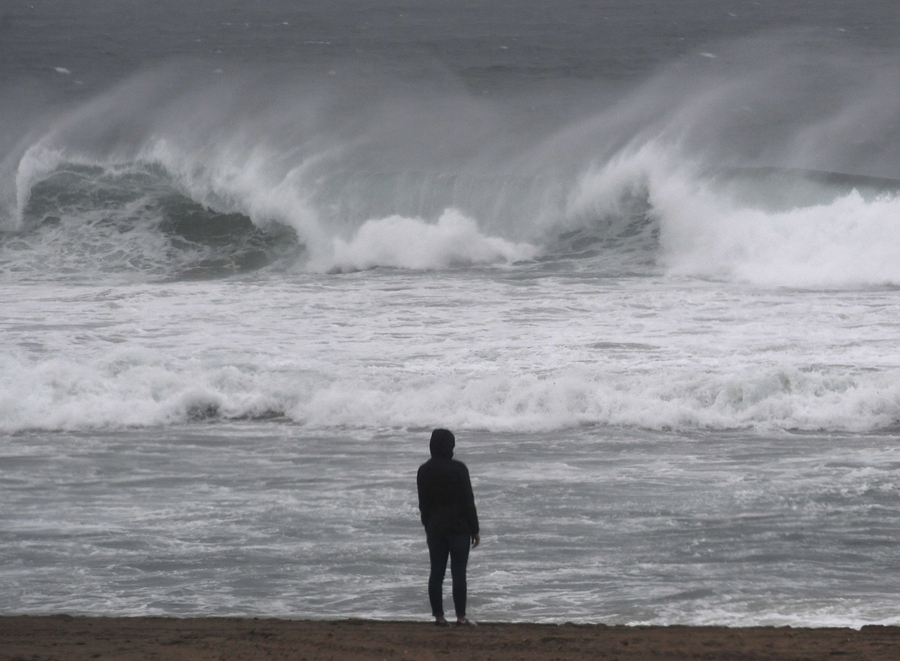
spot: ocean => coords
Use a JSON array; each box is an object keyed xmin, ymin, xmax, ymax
[{"xmin": 2, "ymin": 0, "xmax": 900, "ymax": 627}]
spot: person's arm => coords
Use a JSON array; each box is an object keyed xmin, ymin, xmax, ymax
[
  {"xmin": 416, "ymin": 466, "xmax": 429, "ymax": 527},
  {"xmin": 460, "ymin": 464, "xmax": 479, "ymax": 542}
]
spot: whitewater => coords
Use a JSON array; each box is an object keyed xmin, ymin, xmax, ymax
[{"xmin": 2, "ymin": 0, "xmax": 900, "ymax": 628}]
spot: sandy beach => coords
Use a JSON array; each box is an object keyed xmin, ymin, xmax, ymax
[{"xmin": 2, "ymin": 617, "xmax": 898, "ymax": 661}]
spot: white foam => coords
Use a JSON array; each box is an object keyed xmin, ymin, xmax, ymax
[
  {"xmin": 3, "ymin": 345, "xmax": 900, "ymax": 434},
  {"xmin": 571, "ymin": 142, "xmax": 900, "ymax": 288},
  {"xmin": 655, "ymin": 181, "xmax": 900, "ymax": 288},
  {"xmin": 314, "ymin": 209, "xmax": 537, "ymax": 272}
]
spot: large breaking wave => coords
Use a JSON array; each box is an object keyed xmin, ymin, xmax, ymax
[
  {"xmin": 1, "ymin": 35, "xmax": 899, "ymax": 284},
  {"xmin": 4, "ymin": 149, "xmax": 898, "ymax": 284}
]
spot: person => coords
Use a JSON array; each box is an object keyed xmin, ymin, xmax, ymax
[{"xmin": 416, "ymin": 428, "xmax": 480, "ymax": 627}]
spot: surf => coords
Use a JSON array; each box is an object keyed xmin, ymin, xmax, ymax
[{"xmin": 2, "ymin": 35, "xmax": 900, "ymax": 284}]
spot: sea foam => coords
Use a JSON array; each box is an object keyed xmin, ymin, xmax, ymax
[
  {"xmin": 3, "ymin": 344, "xmax": 900, "ymax": 434},
  {"xmin": 571, "ymin": 142, "xmax": 900, "ymax": 288},
  {"xmin": 655, "ymin": 176, "xmax": 900, "ymax": 288},
  {"xmin": 317, "ymin": 209, "xmax": 537, "ymax": 272}
]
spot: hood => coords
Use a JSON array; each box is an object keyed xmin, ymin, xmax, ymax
[{"xmin": 429, "ymin": 429, "xmax": 455, "ymax": 459}]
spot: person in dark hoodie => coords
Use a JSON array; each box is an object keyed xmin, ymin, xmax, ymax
[{"xmin": 417, "ymin": 428, "xmax": 480, "ymax": 627}]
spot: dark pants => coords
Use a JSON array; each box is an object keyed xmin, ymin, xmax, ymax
[{"xmin": 426, "ymin": 532, "xmax": 471, "ymax": 618}]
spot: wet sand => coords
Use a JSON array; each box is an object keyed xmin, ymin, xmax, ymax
[{"xmin": 2, "ymin": 616, "xmax": 898, "ymax": 661}]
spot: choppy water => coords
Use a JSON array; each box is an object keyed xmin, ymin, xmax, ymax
[
  {"xmin": 2, "ymin": 0, "xmax": 900, "ymax": 627},
  {"xmin": 3, "ymin": 424, "xmax": 899, "ymax": 627}
]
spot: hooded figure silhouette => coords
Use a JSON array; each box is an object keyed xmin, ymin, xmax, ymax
[
  {"xmin": 417, "ymin": 429, "xmax": 480, "ymax": 626},
  {"xmin": 429, "ymin": 428, "xmax": 455, "ymax": 459}
]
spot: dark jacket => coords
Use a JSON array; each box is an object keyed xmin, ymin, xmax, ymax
[{"xmin": 417, "ymin": 436, "xmax": 479, "ymax": 536}]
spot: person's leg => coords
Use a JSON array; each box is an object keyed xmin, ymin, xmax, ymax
[
  {"xmin": 427, "ymin": 532, "xmax": 451, "ymax": 618},
  {"xmin": 448, "ymin": 533, "xmax": 471, "ymax": 619}
]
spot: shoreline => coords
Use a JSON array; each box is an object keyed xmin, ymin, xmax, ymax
[{"xmin": 3, "ymin": 616, "xmax": 899, "ymax": 660}]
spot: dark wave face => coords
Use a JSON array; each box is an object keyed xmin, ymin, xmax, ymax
[{"xmin": 2, "ymin": 164, "xmax": 300, "ymax": 281}]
